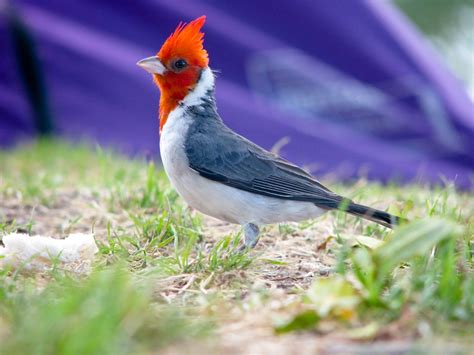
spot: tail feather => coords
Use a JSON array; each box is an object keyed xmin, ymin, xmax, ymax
[{"xmin": 345, "ymin": 202, "xmax": 401, "ymax": 229}]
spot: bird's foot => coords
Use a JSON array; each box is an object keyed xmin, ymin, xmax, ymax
[{"xmin": 238, "ymin": 223, "xmax": 260, "ymax": 252}]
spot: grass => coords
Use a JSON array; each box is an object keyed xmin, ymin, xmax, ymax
[
  {"xmin": 0, "ymin": 140, "xmax": 473, "ymax": 353},
  {"xmin": 0, "ymin": 266, "xmax": 212, "ymax": 354}
]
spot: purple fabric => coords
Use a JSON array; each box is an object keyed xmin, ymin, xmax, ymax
[
  {"xmin": 5, "ymin": 0, "xmax": 474, "ymax": 187},
  {"xmin": 0, "ymin": 7, "xmax": 34, "ymax": 146}
]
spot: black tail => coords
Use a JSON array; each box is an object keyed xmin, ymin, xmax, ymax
[{"xmin": 345, "ymin": 202, "xmax": 401, "ymax": 229}]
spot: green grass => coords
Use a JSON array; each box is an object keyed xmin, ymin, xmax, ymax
[
  {"xmin": 0, "ymin": 140, "xmax": 473, "ymax": 353},
  {"xmin": 0, "ymin": 266, "xmax": 212, "ymax": 354},
  {"xmin": 276, "ymin": 218, "xmax": 473, "ymax": 336}
]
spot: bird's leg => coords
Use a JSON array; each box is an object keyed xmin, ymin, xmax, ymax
[{"xmin": 239, "ymin": 223, "xmax": 260, "ymax": 250}]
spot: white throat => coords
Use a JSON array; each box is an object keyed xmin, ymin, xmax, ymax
[
  {"xmin": 159, "ymin": 67, "xmax": 215, "ymax": 198},
  {"xmin": 160, "ymin": 67, "xmax": 214, "ymax": 136},
  {"xmin": 181, "ymin": 67, "xmax": 215, "ymax": 107}
]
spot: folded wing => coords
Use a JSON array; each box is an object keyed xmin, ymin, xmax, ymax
[{"xmin": 185, "ymin": 123, "xmax": 345, "ymax": 209}]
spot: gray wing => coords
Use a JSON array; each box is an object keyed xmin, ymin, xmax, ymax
[{"xmin": 185, "ymin": 122, "xmax": 345, "ymax": 209}]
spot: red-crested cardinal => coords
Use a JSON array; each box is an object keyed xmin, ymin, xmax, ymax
[{"xmin": 137, "ymin": 16, "xmax": 400, "ymax": 249}]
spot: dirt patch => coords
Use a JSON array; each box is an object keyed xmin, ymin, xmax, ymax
[{"xmin": 1, "ymin": 188, "xmax": 469, "ymax": 354}]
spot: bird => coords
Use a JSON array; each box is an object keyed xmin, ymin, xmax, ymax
[{"xmin": 137, "ymin": 16, "xmax": 400, "ymax": 249}]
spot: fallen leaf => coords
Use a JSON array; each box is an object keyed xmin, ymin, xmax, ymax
[
  {"xmin": 306, "ymin": 276, "xmax": 360, "ymax": 319},
  {"xmin": 316, "ymin": 235, "xmax": 334, "ymax": 251},
  {"xmin": 274, "ymin": 310, "xmax": 320, "ymax": 334}
]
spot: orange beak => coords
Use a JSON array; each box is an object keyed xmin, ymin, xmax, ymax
[{"xmin": 137, "ymin": 56, "xmax": 166, "ymax": 75}]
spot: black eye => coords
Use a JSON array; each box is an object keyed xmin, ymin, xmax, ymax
[{"xmin": 173, "ymin": 59, "xmax": 187, "ymax": 71}]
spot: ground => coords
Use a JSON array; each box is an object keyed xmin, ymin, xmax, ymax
[{"xmin": 0, "ymin": 141, "xmax": 473, "ymax": 354}]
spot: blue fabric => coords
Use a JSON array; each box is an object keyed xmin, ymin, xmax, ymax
[
  {"xmin": 0, "ymin": 7, "xmax": 34, "ymax": 146},
  {"xmin": 3, "ymin": 0, "xmax": 473, "ymax": 187}
]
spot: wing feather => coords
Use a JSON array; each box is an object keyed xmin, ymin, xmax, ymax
[{"xmin": 185, "ymin": 121, "xmax": 344, "ymax": 209}]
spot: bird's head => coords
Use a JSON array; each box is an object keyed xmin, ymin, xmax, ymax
[{"xmin": 137, "ymin": 16, "xmax": 209, "ymax": 131}]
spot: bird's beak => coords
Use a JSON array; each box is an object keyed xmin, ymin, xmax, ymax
[{"xmin": 137, "ymin": 56, "xmax": 166, "ymax": 75}]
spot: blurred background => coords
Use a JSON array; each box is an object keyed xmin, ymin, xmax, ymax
[{"xmin": 1, "ymin": 0, "xmax": 473, "ymax": 188}]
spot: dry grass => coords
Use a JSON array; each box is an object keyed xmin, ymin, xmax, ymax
[{"xmin": 0, "ymin": 140, "xmax": 473, "ymax": 354}]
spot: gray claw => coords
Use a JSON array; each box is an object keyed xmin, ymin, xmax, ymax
[{"xmin": 240, "ymin": 223, "xmax": 260, "ymax": 250}]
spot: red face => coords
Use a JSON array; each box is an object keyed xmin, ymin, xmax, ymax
[
  {"xmin": 137, "ymin": 16, "xmax": 209, "ymax": 131},
  {"xmin": 153, "ymin": 57, "xmax": 202, "ymax": 100}
]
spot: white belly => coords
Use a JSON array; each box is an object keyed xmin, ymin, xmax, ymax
[{"xmin": 159, "ymin": 109, "xmax": 325, "ymax": 226}]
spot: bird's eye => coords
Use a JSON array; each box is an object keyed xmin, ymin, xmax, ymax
[{"xmin": 172, "ymin": 59, "xmax": 188, "ymax": 71}]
